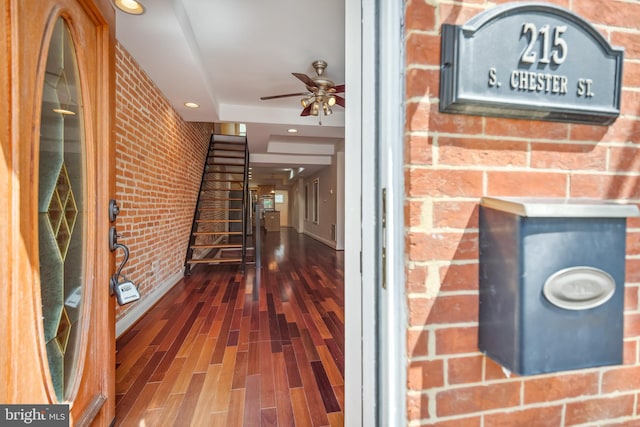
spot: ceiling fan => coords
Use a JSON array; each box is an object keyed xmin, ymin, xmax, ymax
[{"xmin": 260, "ymin": 60, "xmax": 345, "ymax": 123}]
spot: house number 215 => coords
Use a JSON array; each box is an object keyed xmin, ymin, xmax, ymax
[{"xmin": 520, "ymin": 23, "xmax": 568, "ymax": 65}]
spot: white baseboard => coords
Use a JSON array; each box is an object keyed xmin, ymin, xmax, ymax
[
  {"xmin": 115, "ymin": 270, "xmax": 183, "ymax": 338},
  {"xmin": 303, "ymin": 230, "xmax": 337, "ymax": 249}
]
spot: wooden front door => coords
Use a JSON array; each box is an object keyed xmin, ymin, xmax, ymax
[{"xmin": 1, "ymin": 0, "xmax": 116, "ymax": 425}]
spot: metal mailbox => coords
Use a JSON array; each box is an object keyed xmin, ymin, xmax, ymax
[{"xmin": 479, "ymin": 197, "xmax": 639, "ymax": 375}]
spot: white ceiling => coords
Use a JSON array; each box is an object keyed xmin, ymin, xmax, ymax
[{"xmin": 113, "ymin": 0, "xmax": 345, "ymax": 183}]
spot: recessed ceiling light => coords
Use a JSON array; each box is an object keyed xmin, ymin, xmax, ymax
[
  {"xmin": 287, "ymin": 128, "xmax": 298, "ymax": 133},
  {"xmin": 113, "ymin": 0, "xmax": 145, "ymax": 15},
  {"xmin": 184, "ymin": 102, "xmax": 199, "ymax": 108}
]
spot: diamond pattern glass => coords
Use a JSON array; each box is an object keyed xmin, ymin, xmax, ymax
[{"xmin": 38, "ymin": 18, "xmax": 86, "ymax": 402}]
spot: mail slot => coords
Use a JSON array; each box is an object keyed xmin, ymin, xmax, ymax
[{"xmin": 479, "ymin": 197, "xmax": 639, "ymax": 375}]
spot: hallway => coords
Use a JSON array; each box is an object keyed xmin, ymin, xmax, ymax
[{"xmin": 114, "ymin": 229, "xmax": 345, "ymax": 426}]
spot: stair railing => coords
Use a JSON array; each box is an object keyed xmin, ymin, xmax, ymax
[
  {"xmin": 184, "ymin": 134, "xmax": 215, "ymax": 275},
  {"xmin": 242, "ymin": 142, "xmax": 249, "ymax": 272}
]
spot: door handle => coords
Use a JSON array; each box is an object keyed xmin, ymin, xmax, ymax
[
  {"xmin": 109, "ymin": 225, "xmax": 120, "ymax": 252},
  {"xmin": 109, "ymin": 199, "xmax": 120, "ymax": 223}
]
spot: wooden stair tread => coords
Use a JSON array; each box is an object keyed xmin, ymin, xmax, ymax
[
  {"xmin": 208, "ymin": 158, "xmax": 245, "ymax": 162},
  {"xmin": 196, "ymin": 219, "xmax": 242, "ymax": 223},
  {"xmin": 209, "ymin": 153, "xmax": 245, "ymax": 159},
  {"xmin": 187, "ymin": 258, "xmax": 243, "ymax": 264},
  {"xmin": 210, "ymin": 146, "xmax": 245, "ymax": 151},
  {"xmin": 199, "ymin": 197, "xmax": 243, "ymax": 201},
  {"xmin": 207, "ymin": 164, "xmax": 245, "ymax": 168},
  {"xmin": 200, "ymin": 191, "xmax": 242, "ymax": 195},
  {"xmin": 193, "ymin": 231, "xmax": 243, "ymax": 235},
  {"xmin": 205, "ymin": 171, "xmax": 244, "ymax": 175},
  {"xmin": 208, "ymin": 160, "xmax": 245, "ymax": 164},
  {"xmin": 205, "ymin": 169, "xmax": 244, "ymax": 173},
  {"xmin": 212, "ymin": 135, "xmax": 246, "ymax": 143},
  {"xmin": 203, "ymin": 178, "xmax": 244, "ymax": 183},
  {"xmin": 190, "ymin": 244, "xmax": 242, "ymax": 249},
  {"xmin": 201, "ymin": 187, "xmax": 243, "ymax": 190}
]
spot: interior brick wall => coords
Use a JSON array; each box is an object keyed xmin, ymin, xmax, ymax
[
  {"xmin": 114, "ymin": 42, "xmax": 213, "ymax": 321},
  {"xmin": 405, "ymin": 0, "xmax": 640, "ymax": 425}
]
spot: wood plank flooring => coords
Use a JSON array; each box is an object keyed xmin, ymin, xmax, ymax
[{"xmin": 115, "ymin": 229, "xmax": 345, "ymax": 426}]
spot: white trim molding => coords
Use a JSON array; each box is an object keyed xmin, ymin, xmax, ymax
[
  {"xmin": 115, "ymin": 271, "xmax": 183, "ymax": 338},
  {"xmin": 303, "ymin": 230, "xmax": 337, "ymax": 249}
]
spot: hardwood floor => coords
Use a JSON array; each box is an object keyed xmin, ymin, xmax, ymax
[{"xmin": 115, "ymin": 229, "xmax": 345, "ymax": 426}]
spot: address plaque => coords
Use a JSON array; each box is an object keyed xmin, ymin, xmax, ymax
[{"xmin": 439, "ymin": 2, "xmax": 623, "ymax": 125}]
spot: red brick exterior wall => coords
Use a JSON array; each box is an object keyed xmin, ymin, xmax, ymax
[
  {"xmin": 114, "ymin": 43, "xmax": 213, "ymax": 321},
  {"xmin": 405, "ymin": 0, "xmax": 640, "ymax": 425}
]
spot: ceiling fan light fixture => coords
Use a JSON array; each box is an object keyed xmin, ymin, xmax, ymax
[
  {"xmin": 323, "ymin": 103, "xmax": 333, "ymax": 116},
  {"xmin": 311, "ymin": 101, "xmax": 320, "ymax": 116},
  {"xmin": 301, "ymin": 96, "xmax": 313, "ymax": 108},
  {"xmin": 327, "ymin": 95, "xmax": 337, "ymax": 107}
]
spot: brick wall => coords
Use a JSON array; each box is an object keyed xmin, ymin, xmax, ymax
[
  {"xmin": 114, "ymin": 42, "xmax": 213, "ymax": 322},
  {"xmin": 405, "ymin": 0, "xmax": 640, "ymax": 425}
]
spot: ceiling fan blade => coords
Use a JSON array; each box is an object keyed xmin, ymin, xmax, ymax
[
  {"xmin": 300, "ymin": 105, "xmax": 312, "ymax": 116},
  {"xmin": 333, "ymin": 84, "xmax": 345, "ymax": 93},
  {"xmin": 260, "ymin": 92, "xmax": 309, "ymax": 100},
  {"xmin": 292, "ymin": 72, "xmax": 318, "ymax": 88},
  {"xmin": 335, "ymin": 95, "xmax": 345, "ymax": 108}
]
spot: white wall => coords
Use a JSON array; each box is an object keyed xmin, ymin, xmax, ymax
[
  {"xmin": 336, "ymin": 145, "xmax": 345, "ymax": 250},
  {"xmin": 301, "ymin": 163, "xmax": 338, "ymax": 247}
]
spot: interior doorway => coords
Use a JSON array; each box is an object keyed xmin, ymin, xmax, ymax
[
  {"xmin": 274, "ymin": 190, "xmax": 289, "ymax": 226},
  {"xmin": 108, "ymin": 0, "xmax": 381, "ymax": 424}
]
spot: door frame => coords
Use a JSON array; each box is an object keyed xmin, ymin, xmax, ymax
[
  {"xmin": 345, "ymin": 0, "xmax": 405, "ymax": 424},
  {"xmin": 344, "ymin": 0, "xmax": 365, "ymax": 422},
  {"xmin": 344, "ymin": 0, "xmax": 375, "ymax": 424},
  {"xmin": 376, "ymin": 0, "xmax": 407, "ymax": 424}
]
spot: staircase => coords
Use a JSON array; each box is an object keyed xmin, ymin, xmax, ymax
[{"xmin": 184, "ymin": 134, "xmax": 252, "ymax": 274}]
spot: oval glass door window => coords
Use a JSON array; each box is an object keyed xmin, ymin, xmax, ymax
[
  {"xmin": 542, "ymin": 266, "xmax": 616, "ymax": 311},
  {"xmin": 38, "ymin": 17, "xmax": 86, "ymax": 401}
]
